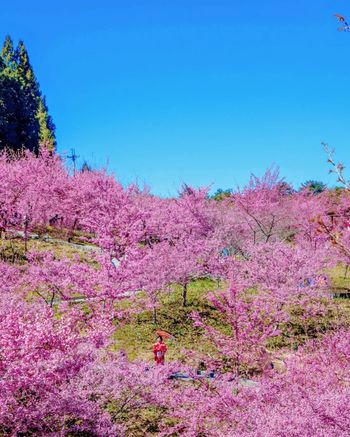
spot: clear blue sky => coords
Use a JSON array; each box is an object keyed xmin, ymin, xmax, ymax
[{"xmin": 1, "ymin": 0, "xmax": 350, "ymax": 195}]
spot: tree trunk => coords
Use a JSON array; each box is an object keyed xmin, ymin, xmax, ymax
[
  {"xmin": 183, "ymin": 283, "xmax": 188, "ymax": 307},
  {"xmin": 24, "ymin": 216, "xmax": 29, "ymax": 254},
  {"xmin": 153, "ymin": 306, "xmax": 157, "ymax": 325}
]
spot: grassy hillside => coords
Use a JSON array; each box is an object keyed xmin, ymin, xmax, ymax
[
  {"xmin": 113, "ymin": 279, "xmax": 222, "ymax": 364},
  {"xmin": 3, "ymin": 234, "xmax": 350, "ymax": 368}
]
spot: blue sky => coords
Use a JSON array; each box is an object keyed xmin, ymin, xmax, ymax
[{"xmin": 1, "ymin": 0, "xmax": 350, "ymax": 195}]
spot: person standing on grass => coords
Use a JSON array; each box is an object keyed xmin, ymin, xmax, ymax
[{"xmin": 153, "ymin": 335, "xmax": 167, "ymax": 365}]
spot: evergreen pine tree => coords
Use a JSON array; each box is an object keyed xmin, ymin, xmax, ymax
[
  {"xmin": 14, "ymin": 40, "xmax": 41, "ymax": 153},
  {"xmin": 1, "ymin": 35, "xmax": 16, "ymax": 71},
  {"xmin": 0, "ymin": 36, "xmax": 56, "ymax": 154},
  {"xmin": 81, "ymin": 161, "xmax": 92, "ymax": 172},
  {"xmin": 0, "ymin": 35, "xmax": 29, "ymax": 152},
  {"xmin": 36, "ymin": 97, "xmax": 56, "ymax": 151},
  {"xmin": 16, "ymin": 40, "xmax": 56, "ymax": 151}
]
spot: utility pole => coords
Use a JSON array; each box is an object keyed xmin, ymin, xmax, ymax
[{"xmin": 67, "ymin": 148, "xmax": 80, "ymax": 176}]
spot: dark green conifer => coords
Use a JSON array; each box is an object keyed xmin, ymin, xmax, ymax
[{"xmin": 0, "ymin": 36, "xmax": 56, "ymax": 153}]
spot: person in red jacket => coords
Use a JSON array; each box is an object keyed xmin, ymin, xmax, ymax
[{"xmin": 153, "ymin": 335, "xmax": 167, "ymax": 365}]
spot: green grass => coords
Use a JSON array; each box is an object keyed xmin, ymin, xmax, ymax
[
  {"xmin": 32, "ymin": 225, "xmax": 95, "ymax": 244},
  {"xmin": 113, "ymin": 269, "xmax": 350, "ymax": 366},
  {"xmin": 0, "ymin": 235, "xmax": 96, "ymax": 263},
  {"xmin": 113, "ymin": 279, "xmax": 223, "ymax": 364},
  {"xmin": 328, "ymin": 264, "xmax": 350, "ymax": 291}
]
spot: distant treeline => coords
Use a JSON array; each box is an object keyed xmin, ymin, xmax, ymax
[
  {"xmin": 211, "ymin": 180, "xmax": 331, "ymax": 200},
  {"xmin": 0, "ymin": 35, "xmax": 55, "ymax": 154}
]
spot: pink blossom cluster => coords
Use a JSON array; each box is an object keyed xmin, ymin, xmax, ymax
[{"xmin": 0, "ymin": 149, "xmax": 349, "ymax": 435}]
